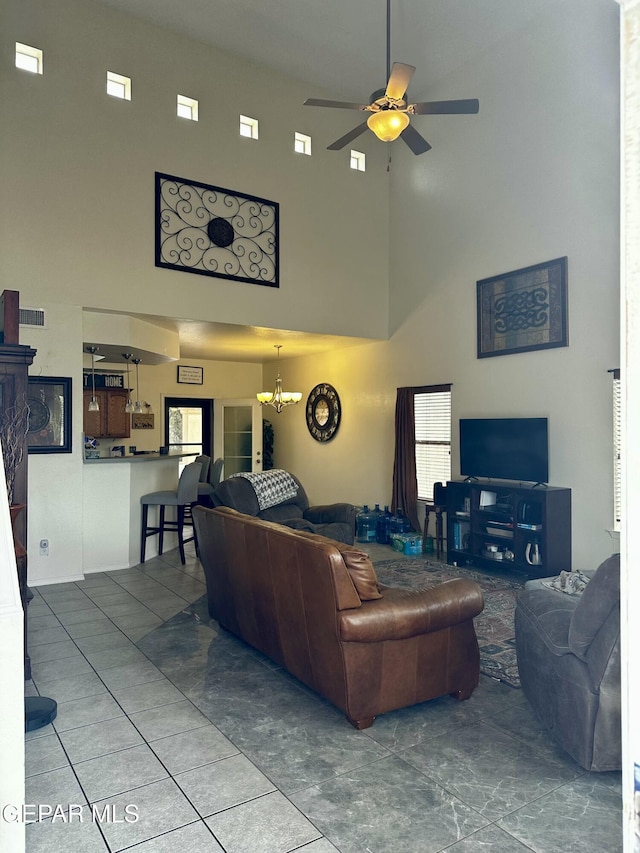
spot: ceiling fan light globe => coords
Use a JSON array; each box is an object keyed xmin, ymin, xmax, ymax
[{"xmin": 367, "ymin": 110, "xmax": 410, "ymax": 142}]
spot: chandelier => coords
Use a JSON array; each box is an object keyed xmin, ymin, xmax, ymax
[{"xmin": 256, "ymin": 345, "xmax": 302, "ymax": 414}]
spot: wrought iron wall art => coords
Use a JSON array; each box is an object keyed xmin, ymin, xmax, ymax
[
  {"xmin": 476, "ymin": 257, "xmax": 568, "ymax": 358},
  {"xmin": 155, "ymin": 172, "xmax": 279, "ymax": 287}
]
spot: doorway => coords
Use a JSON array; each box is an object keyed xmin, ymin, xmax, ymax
[
  {"xmin": 213, "ymin": 398, "xmax": 263, "ymax": 476},
  {"xmin": 164, "ymin": 397, "xmax": 213, "ymax": 461}
]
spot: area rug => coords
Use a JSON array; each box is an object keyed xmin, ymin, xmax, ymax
[{"xmin": 372, "ymin": 555, "xmax": 524, "ymax": 688}]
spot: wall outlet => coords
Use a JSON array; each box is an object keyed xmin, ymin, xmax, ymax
[{"xmin": 39, "ymin": 539, "xmax": 49, "ymax": 556}]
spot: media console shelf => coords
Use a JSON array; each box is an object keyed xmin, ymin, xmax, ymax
[{"xmin": 446, "ymin": 480, "xmax": 571, "ymax": 579}]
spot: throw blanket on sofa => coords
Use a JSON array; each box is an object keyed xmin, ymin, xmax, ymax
[{"xmin": 230, "ymin": 469, "xmax": 299, "ymax": 510}]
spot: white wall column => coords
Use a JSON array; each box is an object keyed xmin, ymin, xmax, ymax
[{"xmin": 617, "ymin": 0, "xmax": 640, "ymax": 849}]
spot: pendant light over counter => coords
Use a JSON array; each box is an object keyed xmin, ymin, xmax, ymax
[
  {"xmin": 122, "ymin": 353, "xmax": 135, "ymax": 413},
  {"xmin": 86, "ymin": 346, "xmax": 100, "ymax": 412}
]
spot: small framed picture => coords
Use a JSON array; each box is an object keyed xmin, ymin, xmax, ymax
[
  {"xmin": 27, "ymin": 377, "xmax": 72, "ymax": 454},
  {"xmin": 177, "ymin": 365, "xmax": 204, "ymax": 385}
]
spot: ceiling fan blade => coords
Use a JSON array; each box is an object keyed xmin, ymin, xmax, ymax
[
  {"xmin": 385, "ymin": 62, "xmax": 416, "ymax": 100},
  {"xmin": 411, "ymin": 98, "xmax": 480, "ymax": 115},
  {"xmin": 327, "ymin": 121, "xmax": 369, "ymax": 151},
  {"xmin": 400, "ymin": 123, "xmax": 432, "ymax": 155},
  {"xmin": 304, "ymin": 98, "xmax": 367, "ymax": 111}
]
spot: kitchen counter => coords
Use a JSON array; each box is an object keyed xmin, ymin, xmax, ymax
[
  {"xmin": 83, "ymin": 451, "xmax": 196, "ymax": 463},
  {"xmin": 82, "ymin": 452, "xmax": 199, "ymax": 572}
]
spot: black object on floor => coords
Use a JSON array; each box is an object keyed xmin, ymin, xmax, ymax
[{"xmin": 25, "ymin": 696, "xmax": 57, "ymax": 732}]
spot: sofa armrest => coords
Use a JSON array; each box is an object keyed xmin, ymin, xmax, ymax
[
  {"xmin": 304, "ymin": 503, "xmax": 357, "ymax": 526},
  {"xmin": 338, "ymin": 580, "xmax": 484, "ymax": 643}
]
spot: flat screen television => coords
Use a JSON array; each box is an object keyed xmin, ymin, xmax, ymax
[{"xmin": 459, "ymin": 417, "xmax": 549, "ymax": 484}]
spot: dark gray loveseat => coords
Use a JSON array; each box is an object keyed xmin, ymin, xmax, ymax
[
  {"xmin": 514, "ymin": 553, "xmax": 620, "ymax": 771},
  {"xmin": 211, "ymin": 471, "xmax": 356, "ymax": 544}
]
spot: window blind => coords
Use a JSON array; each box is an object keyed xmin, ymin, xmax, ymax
[{"xmin": 414, "ymin": 387, "xmax": 451, "ymax": 502}]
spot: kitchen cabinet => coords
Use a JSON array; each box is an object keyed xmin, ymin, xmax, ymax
[{"xmin": 83, "ymin": 388, "xmax": 130, "ymax": 438}]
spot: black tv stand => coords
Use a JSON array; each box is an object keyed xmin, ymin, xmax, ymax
[{"xmin": 446, "ymin": 479, "xmax": 571, "ymax": 579}]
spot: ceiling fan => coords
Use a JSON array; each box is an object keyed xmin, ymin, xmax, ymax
[{"xmin": 303, "ymin": 1, "xmax": 479, "ymax": 155}]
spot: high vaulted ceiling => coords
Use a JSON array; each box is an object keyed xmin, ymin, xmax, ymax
[{"xmin": 89, "ymin": 0, "xmax": 558, "ymax": 362}]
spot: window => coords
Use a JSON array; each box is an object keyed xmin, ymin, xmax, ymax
[
  {"xmin": 15, "ymin": 43, "xmax": 43, "ymax": 75},
  {"xmin": 414, "ymin": 385, "xmax": 452, "ymax": 502},
  {"xmin": 106, "ymin": 71, "xmax": 131, "ymax": 101},
  {"xmin": 177, "ymin": 94, "xmax": 198, "ymax": 121},
  {"xmin": 239, "ymin": 115, "xmax": 259, "ymax": 139},
  {"xmin": 350, "ymin": 150, "xmax": 366, "ymax": 171},
  {"xmin": 613, "ymin": 369, "xmax": 621, "ymax": 531},
  {"xmin": 294, "ymin": 132, "xmax": 311, "ymax": 155}
]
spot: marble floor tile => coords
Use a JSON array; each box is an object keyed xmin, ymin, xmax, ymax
[
  {"xmin": 149, "ymin": 724, "xmax": 239, "ymax": 775},
  {"xmin": 112, "ymin": 677, "xmax": 187, "ymax": 714},
  {"xmin": 53, "ymin": 692, "xmax": 125, "ymax": 733},
  {"xmin": 63, "ymin": 617, "xmax": 119, "ymax": 639},
  {"xmin": 72, "ymin": 630, "xmax": 133, "ymax": 654},
  {"xmin": 31, "ymin": 655, "xmax": 93, "ymax": 683},
  {"xmin": 57, "ymin": 608, "xmax": 109, "ymax": 626},
  {"xmin": 205, "ymin": 791, "xmax": 321, "ymax": 853},
  {"xmin": 32, "ymin": 671, "xmax": 108, "ymax": 703},
  {"xmin": 73, "ymin": 743, "xmax": 169, "ymax": 803},
  {"xmin": 29, "ymin": 640, "xmax": 80, "ymax": 664},
  {"xmin": 175, "ymin": 753, "xmax": 276, "ymax": 817},
  {"xmin": 96, "ymin": 778, "xmax": 200, "ymax": 852},
  {"xmin": 25, "ymin": 766, "xmax": 88, "ymax": 814},
  {"xmin": 83, "ymin": 644, "xmax": 150, "ymax": 672},
  {"xmin": 58, "ymin": 716, "xmax": 144, "ymax": 764},
  {"xmin": 120, "ymin": 821, "xmax": 225, "ymax": 852},
  {"xmin": 97, "ymin": 660, "xmax": 165, "ymax": 691},
  {"xmin": 400, "ymin": 720, "xmax": 582, "ymax": 821},
  {"xmin": 290, "ymin": 754, "xmax": 487, "ymax": 853},
  {"xmin": 497, "ymin": 771, "xmax": 623, "ymax": 853},
  {"xmin": 28, "ymin": 626, "xmax": 71, "ymax": 647},
  {"xmin": 129, "ymin": 698, "xmax": 211, "ymax": 741},
  {"xmin": 25, "ymin": 733, "xmax": 69, "ymax": 777},
  {"xmin": 28, "ymin": 613, "xmax": 63, "ymax": 630},
  {"xmin": 26, "ymin": 810, "xmax": 109, "ymax": 852},
  {"xmin": 445, "ymin": 824, "xmax": 540, "ymax": 851}
]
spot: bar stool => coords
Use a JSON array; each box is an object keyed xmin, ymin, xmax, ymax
[
  {"xmin": 140, "ymin": 461, "xmax": 202, "ymax": 564},
  {"xmin": 197, "ymin": 456, "xmax": 224, "ymax": 506},
  {"xmin": 422, "ymin": 481, "xmax": 447, "ymax": 558}
]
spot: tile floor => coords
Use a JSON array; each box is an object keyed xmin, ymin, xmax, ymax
[{"xmin": 24, "ymin": 544, "xmax": 622, "ymax": 853}]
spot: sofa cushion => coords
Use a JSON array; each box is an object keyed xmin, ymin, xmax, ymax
[
  {"xmin": 337, "ymin": 547, "xmax": 383, "ymax": 601},
  {"xmin": 569, "ymin": 553, "xmax": 620, "ymax": 661}
]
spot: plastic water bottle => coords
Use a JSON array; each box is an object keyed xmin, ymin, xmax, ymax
[
  {"xmin": 356, "ymin": 506, "xmax": 376, "ymax": 543},
  {"xmin": 376, "ymin": 505, "xmax": 392, "ymax": 544}
]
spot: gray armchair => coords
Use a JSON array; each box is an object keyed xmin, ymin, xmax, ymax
[
  {"xmin": 514, "ymin": 553, "xmax": 620, "ymax": 771},
  {"xmin": 211, "ymin": 471, "xmax": 356, "ymax": 544}
]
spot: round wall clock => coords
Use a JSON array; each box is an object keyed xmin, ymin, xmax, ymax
[{"xmin": 306, "ymin": 383, "xmax": 341, "ymax": 442}]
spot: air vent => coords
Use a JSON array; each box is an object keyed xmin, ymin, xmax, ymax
[{"xmin": 19, "ymin": 307, "xmax": 47, "ymax": 329}]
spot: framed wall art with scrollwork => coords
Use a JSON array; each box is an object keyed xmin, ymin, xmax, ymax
[
  {"xmin": 155, "ymin": 172, "xmax": 279, "ymax": 287},
  {"xmin": 27, "ymin": 376, "xmax": 72, "ymax": 454},
  {"xmin": 476, "ymin": 257, "xmax": 568, "ymax": 358}
]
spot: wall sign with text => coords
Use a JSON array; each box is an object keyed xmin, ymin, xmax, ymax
[{"xmin": 177, "ymin": 365, "xmax": 204, "ymax": 385}]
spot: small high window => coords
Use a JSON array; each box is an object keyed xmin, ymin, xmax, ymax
[
  {"xmin": 177, "ymin": 95, "xmax": 198, "ymax": 121},
  {"xmin": 106, "ymin": 71, "xmax": 131, "ymax": 101},
  {"xmin": 294, "ymin": 132, "xmax": 312, "ymax": 155},
  {"xmin": 239, "ymin": 115, "xmax": 259, "ymax": 139},
  {"xmin": 15, "ymin": 43, "xmax": 43, "ymax": 75},
  {"xmin": 350, "ymin": 150, "xmax": 366, "ymax": 172}
]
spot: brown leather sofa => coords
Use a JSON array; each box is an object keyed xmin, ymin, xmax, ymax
[{"xmin": 193, "ymin": 505, "xmax": 485, "ymax": 729}]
